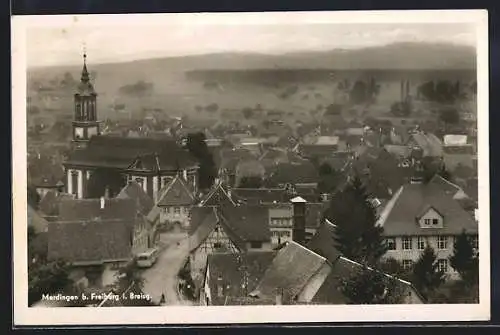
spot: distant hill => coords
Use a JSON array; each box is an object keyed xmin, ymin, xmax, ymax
[
  {"xmin": 29, "ymin": 42, "xmax": 475, "ymax": 75},
  {"xmin": 27, "ymin": 42, "xmax": 476, "ymax": 95}
]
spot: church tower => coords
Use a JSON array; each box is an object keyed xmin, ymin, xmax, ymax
[{"xmin": 72, "ymin": 51, "xmax": 101, "ymax": 149}]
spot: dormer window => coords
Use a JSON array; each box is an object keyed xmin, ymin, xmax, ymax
[{"xmin": 417, "ymin": 206, "xmax": 444, "ymax": 229}]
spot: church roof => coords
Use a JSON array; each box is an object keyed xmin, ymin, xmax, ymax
[{"xmin": 65, "ymin": 135, "xmax": 198, "ymax": 170}]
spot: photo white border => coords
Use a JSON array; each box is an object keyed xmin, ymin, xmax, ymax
[{"xmin": 12, "ymin": 9, "xmax": 490, "ymax": 326}]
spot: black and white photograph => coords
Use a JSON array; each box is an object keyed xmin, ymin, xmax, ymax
[{"xmin": 12, "ymin": 10, "xmax": 489, "ymax": 325}]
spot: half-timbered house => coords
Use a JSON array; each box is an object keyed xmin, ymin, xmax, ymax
[{"xmin": 188, "ymin": 204, "xmax": 272, "ymax": 290}]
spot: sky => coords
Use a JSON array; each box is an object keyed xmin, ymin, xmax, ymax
[{"xmin": 24, "ymin": 15, "xmax": 477, "ymax": 68}]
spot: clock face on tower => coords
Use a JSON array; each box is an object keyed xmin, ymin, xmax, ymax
[{"xmin": 75, "ymin": 127, "xmax": 84, "ymax": 139}]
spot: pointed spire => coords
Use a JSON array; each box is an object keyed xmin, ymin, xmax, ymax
[{"xmin": 81, "ymin": 46, "xmax": 90, "ymax": 83}]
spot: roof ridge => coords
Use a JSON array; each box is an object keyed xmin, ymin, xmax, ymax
[
  {"xmin": 376, "ymin": 185, "xmax": 404, "ymax": 227},
  {"xmin": 288, "ymin": 241, "xmax": 327, "ymax": 263}
]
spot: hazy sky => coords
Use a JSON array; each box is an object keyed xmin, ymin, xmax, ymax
[{"xmin": 25, "ymin": 18, "xmax": 476, "ymax": 67}]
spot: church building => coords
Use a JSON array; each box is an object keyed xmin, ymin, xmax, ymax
[{"xmin": 63, "ymin": 52, "xmax": 199, "ymax": 200}]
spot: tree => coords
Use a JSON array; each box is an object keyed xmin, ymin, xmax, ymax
[
  {"xmin": 340, "ymin": 266, "xmax": 405, "ymax": 304},
  {"xmin": 412, "ymin": 246, "xmax": 445, "ymax": 300},
  {"xmin": 242, "ymin": 107, "xmax": 254, "ymax": 119},
  {"xmin": 205, "ymin": 103, "xmax": 219, "ymax": 113},
  {"xmin": 87, "ymin": 168, "xmax": 126, "ymax": 199},
  {"xmin": 449, "ymin": 230, "xmax": 479, "ymax": 286},
  {"xmin": 327, "ymin": 175, "xmax": 388, "ymax": 266},
  {"xmin": 317, "ymin": 163, "xmax": 341, "ymax": 195},
  {"xmin": 349, "ymin": 80, "xmax": 369, "ymax": 105},
  {"xmin": 238, "ymin": 176, "xmax": 263, "ymax": 188},
  {"xmin": 28, "ymin": 258, "xmax": 71, "ymax": 306},
  {"xmin": 186, "ymin": 132, "xmax": 217, "ymax": 191}
]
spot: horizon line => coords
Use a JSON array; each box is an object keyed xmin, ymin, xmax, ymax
[{"xmin": 27, "ymin": 40, "xmax": 475, "ymax": 70}]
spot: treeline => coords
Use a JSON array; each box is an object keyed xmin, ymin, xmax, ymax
[{"xmin": 118, "ymin": 80, "xmax": 154, "ymax": 97}]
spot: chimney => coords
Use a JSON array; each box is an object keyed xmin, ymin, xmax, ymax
[
  {"xmin": 290, "ymin": 196, "xmax": 307, "ymax": 245},
  {"xmin": 100, "ymin": 196, "xmax": 105, "ymax": 209}
]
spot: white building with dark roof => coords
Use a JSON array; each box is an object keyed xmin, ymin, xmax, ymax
[{"xmin": 377, "ymin": 180, "xmax": 478, "ymax": 279}]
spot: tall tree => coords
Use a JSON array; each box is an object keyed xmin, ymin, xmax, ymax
[
  {"xmin": 186, "ymin": 132, "xmax": 217, "ymax": 191},
  {"xmin": 449, "ymin": 230, "xmax": 479, "ymax": 286},
  {"xmin": 327, "ymin": 175, "xmax": 387, "ymax": 266},
  {"xmin": 86, "ymin": 168, "xmax": 126, "ymax": 199},
  {"xmin": 412, "ymin": 246, "xmax": 445, "ymax": 300},
  {"xmin": 340, "ymin": 266, "xmax": 405, "ymax": 304}
]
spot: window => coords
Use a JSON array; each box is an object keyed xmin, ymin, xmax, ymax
[
  {"xmin": 174, "ymin": 207, "xmax": 181, "ymax": 215},
  {"xmin": 417, "ymin": 236, "xmax": 426, "ymax": 250},
  {"xmin": 402, "ymin": 237, "xmax": 412, "ymax": 250},
  {"xmin": 402, "ymin": 260, "xmax": 414, "ymax": 271},
  {"xmin": 424, "ymin": 219, "xmax": 431, "ymax": 226},
  {"xmin": 437, "ymin": 259, "xmax": 448, "ymax": 273},
  {"xmin": 386, "ymin": 238, "xmax": 396, "ymax": 250},
  {"xmin": 437, "ymin": 236, "xmax": 448, "ymax": 250},
  {"xmin": 432, "ymin": 219, "xmax": 439, "ymax": 225},
  {"xmin": 250, "ymin": 241, "xmax": 262, "ymax": 249},
  {"xmin": 213, "ymin": 242, "xmax": 223, "ymax": 249}
]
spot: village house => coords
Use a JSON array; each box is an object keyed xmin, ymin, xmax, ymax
[
  {"xmin": 405, "ymin": 131, "xmax": 443, "ymax": 158},
  {"xmin": 47, "ymin": 196, "xmax": 153, "ymax": 290},
  {"xmin": 376, "ymin": 180, "xmax": 478, "ymax": 280},
  {"xmin": 151, "ymin": 175, "xmax": 196, "ymax": 230},
  {"xmin": 200, "ymin": 219, "xmax": 424, "ymax": 306},
  {"xmin": 187, "ymin": 204, "xmax": 272, "ymax": 289}
]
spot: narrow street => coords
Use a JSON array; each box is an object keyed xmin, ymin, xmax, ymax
[{"xmin": 141, "ymin": 231, "xmax": 194, "ymax": 306}]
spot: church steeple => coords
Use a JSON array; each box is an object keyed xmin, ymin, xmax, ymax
[
  {"xmin": 81, "ymin": 51, "xmax": 90, "ymax": 83},
  {"xmin": 72, "ymin": 47, "xmax": 101, "ymax": 149}
]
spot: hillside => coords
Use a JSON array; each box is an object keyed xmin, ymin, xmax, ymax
[{"xmin": 28, "ymin": 42, "xmax": 476, "ymax": 78}]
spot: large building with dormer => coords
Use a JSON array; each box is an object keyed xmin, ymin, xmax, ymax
[{"xmin": 63, "ymin": 52, "xmax": 199, "ymax": 200}]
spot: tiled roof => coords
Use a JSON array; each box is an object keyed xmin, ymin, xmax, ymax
[
  {"xmin": 47, "ymin": 219, "xmax": 132, "ymax": 264},
  {"xmin": 231, "ymin": 188, "xmax": 291, "ymax": 205},
  {"xmin": 266, "ymin": 162, "xmax": 319, "ymax": 186},
  {"xmin": 443, "ymin": 145, "xmax": 474, "ymax": 155},
  {"xmin": 198, "ymin": 182, "xmax": 238, "ymax": 207},
  {"xmin": 156, "ymin": 176, "xmax": 195, "ymax": 207},
  {"xmin": 377, "ymin": 182, "xmax": 477, "ymax": 236},
  {"xmin": 58, "ymin": 198, "xmax": 137, "ymax": 225},
  {"xmin": 38, "ymin": 191, "xmax": 74, "ymax": 217},
  {"xmin": 220, "ymin": 204, "xmax": 271, "ymax": 243},
  {"xmin": 307, "ymin": 220, "xmax": 341, "ymax": 263},
  {"xmin": 206, "ymin": 252, "xmax": 276, "ymax": 305},
  {"xmin": 297, "ymin": 144, "xmax": 338, "ymax": 158},
  {"xmin": 428, "ymin": 175, "xmax": 463, "ymax": 197},
  {"xmin": 250, "ymin": 241, "xmax": 327, "ymax": 304},
  {"xmin": 27, "ymin": 205, "xmax": 49, "ymax": 234},
  {"xmin": 408, "ymin": 133, "xmax": 443, "ymax": 157},
  {"xmin": 65, "ymin": 135, "xmax": 197, "ymax": 170},
  {"xmin": 116, "ymin": 181, "xmax": 154, "ymax": 216}
]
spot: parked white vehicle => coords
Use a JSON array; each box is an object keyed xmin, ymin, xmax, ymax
[{"xmin": 136, "ymin": 248, "xmax": 160, "ymax": 268}]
